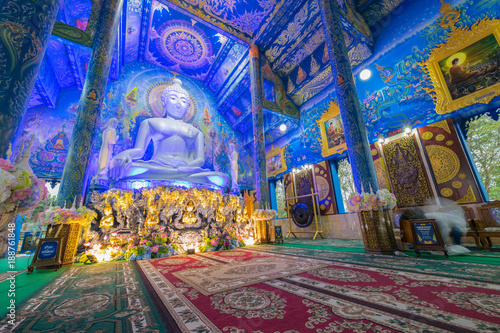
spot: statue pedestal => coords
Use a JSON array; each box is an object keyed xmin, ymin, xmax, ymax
[{"xmin": 358, "ymin": 209, "xmax": 398, "ymax": 255}]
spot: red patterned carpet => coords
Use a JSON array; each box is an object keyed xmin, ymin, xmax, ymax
[{"xmin": 135, "ymin": 248, "xmax": 500, "ymax": 332}]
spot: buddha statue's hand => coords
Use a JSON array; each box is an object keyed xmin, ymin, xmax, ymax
[{"xmin": 109, "ymin": 152, "xmax": 132, "ymax": 181}]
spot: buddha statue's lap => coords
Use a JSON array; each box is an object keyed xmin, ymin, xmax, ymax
[{"xmin": 109, "ymin": 78, "xmax": 228, "ymax": 187}]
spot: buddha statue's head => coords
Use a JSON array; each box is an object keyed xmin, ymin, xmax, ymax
[{"xmin": 161, "ymin": 78, "xmax": 191, "ymax": 120}]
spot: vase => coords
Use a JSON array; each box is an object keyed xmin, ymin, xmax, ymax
[{"xmin": 358, "ymin": 209, "xmax": 398, "ymax": 254}]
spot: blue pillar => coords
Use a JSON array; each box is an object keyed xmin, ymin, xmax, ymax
[
  {"xmin": 269, "ymin": 180, "xmax": 277, "ymax": 211},
  {"xmin": 57, "ymin": 0, "xmax": 124, "ymax": 207},
  {"xmin": 249, "ymin": 44, "xmax": 270, "ymax": 209},
  {"xmin": 0, "ymin": 0, "xmax": 63, "ymax": 156},
  {"xmin": 319, "ymin": 0, "xmax": 378, "ymax": 194},
  {"xmin": 329, "ymin": 159, "xmax": 345, "ymax": 213}
]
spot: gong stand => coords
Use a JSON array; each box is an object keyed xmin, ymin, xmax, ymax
[{"xmin": 285, "ymin": 188, "xmax": 324, "ymax": 240}]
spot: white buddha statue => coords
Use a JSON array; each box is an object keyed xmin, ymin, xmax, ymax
[{"xmin": 108, "ymin": 78, "xmax": 228, "ymax": 187}]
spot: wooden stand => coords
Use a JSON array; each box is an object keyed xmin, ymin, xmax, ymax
[
  {"xmin": 358, "ymin": 209, "xmax": 398, "ymax": 255},
  {"xmin": 400, "ymin": 219, "xmax": 448, "ymax": 258},
  {"xmin": 286, "ymin": 188, "xmax": 324, "ymax": 240},
  {"xmin": 28, "ymin": 238, "xmax": 63, "ymax": 274},
  {"xmin": 45, "ymin": 223, "xmax": 81, "ymax": 267},
  {"xmin": 255, "ymin": 218, "xmax": 273, "ymax": 244}
]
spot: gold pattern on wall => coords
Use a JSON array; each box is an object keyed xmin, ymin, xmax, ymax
[
  {"xmin": 446, "ymin": 140, "xmax": 454, "ymax": 146},
  {"xmin": 436, "ymin": 134, "xmax": 445, "ymax": 142},
  {"xmin": 316, "ymin": 177, "xmax": 330, "ymax": 202},
  {"xmin": 456, "ymin": 185, "xmax": 478, "ymax": 204},
  {"xmin": 441, "ymin": 188, "xmax": 453, "ymax": 197},
  {"xmin": 459, "ymin": 173, "xmax": 466, "ymax": 179},
  {"xmin": 452, "ymin": 181, "xmax": 463, "ymax": 189},
  {"xmin": 426, "ymin": 145, "xmax": 460, "ymax": 184},
  {"xmin": 371, "ymin": 148, "xmax": 378, "ymax": 156},
  {"xmin": 422, "ymin": 132, "xmax": 434, "ymax": 140},
  {"xmin": 383, "ymin": 136, "xmax": 433, "ymax": 207},
  {"xmin": 438, "ymin": 0, "xmax": 461, "ymax": 29},
  {"xmin": 420, "ymin": 18, "xmax": 500, "ymax": 114},
  {"xmin": 427, "ymin": 120, "xmax": 451, "ymax": 134}
]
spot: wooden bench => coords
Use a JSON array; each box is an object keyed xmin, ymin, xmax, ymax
[{"xmin": 476, "ymin": 201, "xmax": 500, "ymax": 250}]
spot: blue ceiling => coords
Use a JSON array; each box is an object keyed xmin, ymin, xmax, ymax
[{"xmin": 29, "ymin": 0, "xmax": 404, "ymax": 145}]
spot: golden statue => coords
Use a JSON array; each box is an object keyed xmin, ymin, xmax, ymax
[
  {"xmin": 144, "ymin": 188, "xmax": 159, "ymax": 227},
  {"xmin": 100, "ymin": 202, "xmax": 115, "ymax": 228},
  {"xmin": 236, "ymin": 206, "xmax": 243, "ymax": 223},
  {"xmin": 182, "ymin": 200, "xmax": 198, "ymax": 225},
  {"xmin": 216, "ymin": 203, "xmax": 225, "ymax": 224}
]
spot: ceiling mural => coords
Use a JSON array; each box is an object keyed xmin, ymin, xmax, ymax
[
  {"xmin": 166, "ymin": 0, "xmax": 286, "ymax": 42},
  {"xmin": 145, "ymin": 0, "xmax": 230, "ymax": 80}
]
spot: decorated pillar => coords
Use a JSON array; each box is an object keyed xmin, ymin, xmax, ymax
[
  {"xmin": 57, "ymin": 0, "xmax": 124, "ymax": 207},
  {"xmin": 249, "ymin": 45, "xmax": 270, "ymax": 208},
  {"xmin": 0, "ymin": 0, "xmax": 63, "ymax": 157},
  {"xmin": 319, "ymin": 0, "xmax": 378, "ymax": 193}
]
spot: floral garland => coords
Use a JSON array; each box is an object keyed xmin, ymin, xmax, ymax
[
  {"xmin": 347, "ymin": 189, "xmax": 397, "ymax": 212},
  {"xmin": 252, "ymin": 209, "xmax": 277, "ymax": 220},
  {"xmin": 0, "ymin": 159, "xmax": 48, "ymax": 214}
]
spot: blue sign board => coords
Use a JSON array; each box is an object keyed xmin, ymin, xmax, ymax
[{"xmin": 38, "ymin": 241, "xmax": 58, "ymax": 260}]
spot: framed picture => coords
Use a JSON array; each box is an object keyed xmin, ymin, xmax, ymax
[
  {"xmin": 266, "ymin": 145, "xmax": 287, "ymax": 178},
  {"xmin": 317, "ymin": 101, "xmax": 347, "ymax": 157},
  {"xmin": 421, "ymin": 18, "xmax": 500, "ymax": 114}
]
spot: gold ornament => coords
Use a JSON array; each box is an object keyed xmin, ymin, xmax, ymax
[
  {"xmin": 456, "ymin": 185, "xmax": 478, "ymax": 204},
  {"xmin": 427, "ymin": 120, "xmax": 451, "ymax": 134},
  {"xmin": 446, "ymin": 140, "xmax": 454, "ymax": 146},
  {"xmin": 458, "ymin": 173, "xmax": 466, "ymax": 179},
  {"xmin": 371, "ymin": 148, "xmax": 378, "ymax": 156},
  {"xmin": 441, "ymin": 188, "xmax": 453, "ymax": 197},
  {"xmin": 100, "ymin": 202, "xmax": 115, "ymax": 228},
  {"xmin": 426, "ymin": 145, "xmax": 460, "ymax": 184},
  {"xmin": 436, "ymin": 134, "xmax": 445, "ymax": 142},
  {"xmin": 422, "ymin": 132, "xmax": 434, "ymax": 140},
  {"xmin": 452, "ymin": 181, "xmax": 463, "ymax": 189}
]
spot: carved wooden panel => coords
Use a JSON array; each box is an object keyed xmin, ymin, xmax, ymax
[
  {"xmin": 419, "ymin": 119, "xmax": 483, "ymax": 204},
  {"xmin": 370, "ymin": 143, "xmax": 390, "ymax": 190},
  {"xmin": 313, "ymin": 161, "xmax": 337, "ymax": 215},
  {"xmin": 383, "ymin": 135, "xmax": 434, "ymax": 207}
]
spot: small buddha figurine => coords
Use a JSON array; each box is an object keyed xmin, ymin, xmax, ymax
[
  {"xmin": 215, "ymin": 203, "xmax": 225, "ymax": 224},
  {"xmin": 108, "ymin": 78, "xmax": 228, "ymax": 187},
  {"xmin": 144, "ymin": 189, "xmax": 159, "ymax": 227},
  {"xmin": 100, "ymin": 202, "xmax": 115, "ymax": 228},
  {"xmin": 182, "ymin": 200, "xmax": 198, "ymax": 225}
]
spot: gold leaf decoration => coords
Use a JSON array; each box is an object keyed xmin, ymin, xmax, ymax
[
  {"xmin": 441, "ymin": 188, "xmax": 453, "ymax": 197},
  {"xmin": 426, "ymin": 145, "xmax": 460, "ymax": 184},
  {"xmin": 456, "ymin": 185, "xmax": 478, "ymax": 204}
]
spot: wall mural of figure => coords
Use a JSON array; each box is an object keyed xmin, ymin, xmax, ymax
[{"xmin": 108, "ymin": 78, "xmax": 228, "ymax": 187}]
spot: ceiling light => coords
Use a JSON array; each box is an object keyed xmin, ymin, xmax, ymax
[
  {"xmin": 359, "ymin": 69, "xmax": 372, "ymax": 81},
  {"xmin": 404, "ymin": 125, "xmax": 412, "ymax": 135},
  {"xmin": 279, "ymin": 124, "xmax": 287, "ymax": 132}
]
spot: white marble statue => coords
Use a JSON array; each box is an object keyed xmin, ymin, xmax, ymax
[
  {"xmin": 97, "ymin": 118, "xmax": 118, "ymax": 177},
  {"xmin": 14, "ymin": 135, "xmax": 34, "ymax": 173},
  {"xmin": 108, "ymin": 78, "xmax": 228, "ymax": 187},
  {"xmin": 229, "ymin": 142, "xmax": 239, "ymax": 192}
]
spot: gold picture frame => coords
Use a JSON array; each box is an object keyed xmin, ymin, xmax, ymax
[
  {"xmin": 266, "ymin": 145, "xmax": 287, "ymax": 178},
  {"xmin": 421, "ymin": 17, "xmax": 500, "ymax": 114},
  {"xmin": 317, "ymin": 101, "xmax": 347, "ymax": 157}
]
